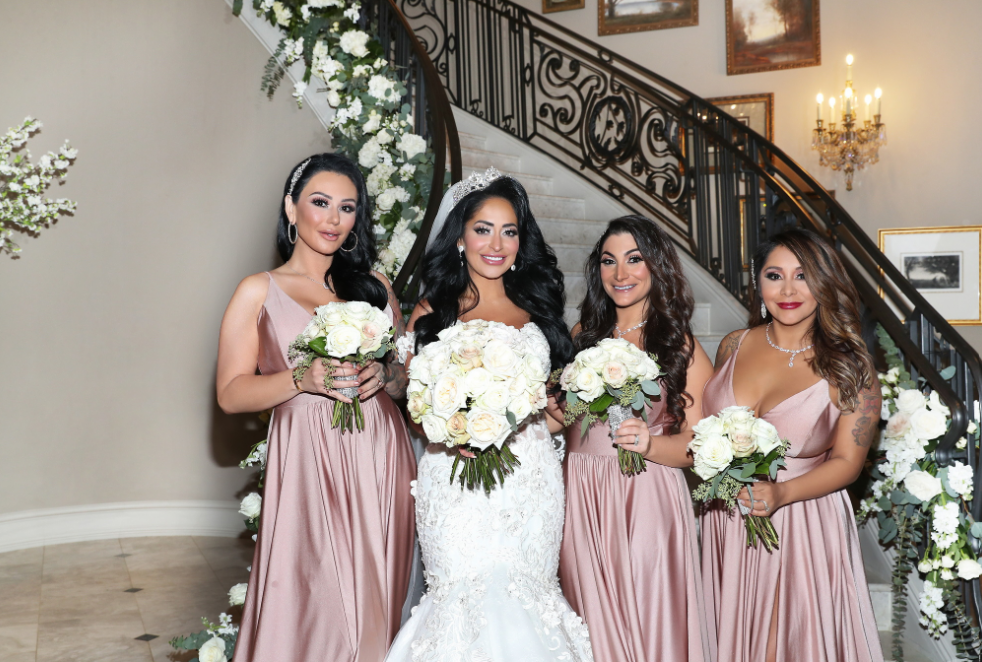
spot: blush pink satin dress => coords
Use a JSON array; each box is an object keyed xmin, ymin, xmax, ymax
[
  {"xmin": 700, "ymin": 331, "xmax": 883, "ymax": 662},
  {"xmin": 234, "ymin": 274, "xmax": 416, "ymax": 662},
  {"xmin": 559, "ymin": 395, "xmax": 717, "ymax": 662}
]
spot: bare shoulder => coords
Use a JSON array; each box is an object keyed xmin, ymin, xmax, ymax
[
  {"xmin": 371, "ymin": 270, "xmax": 393, "ymax": 290},
  {"xmin": 570, "ymin": 322, "xmax": 582, "ymax": 339},
  {"xmin": 407, "ymin": 299, "xmax": 434, "ymax": 332},
  {"xmin": 714, "ymin": 328, "xmax": 747, "ymax": 367},
  {"xmin": 232, "ymin": 272, "xmax": 271, "ymax": 306}
]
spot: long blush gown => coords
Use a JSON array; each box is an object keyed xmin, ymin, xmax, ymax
[
  {"xmin": 559, "ymin": 396, "xmax": 717, "ymax": 662},
  {"xmin": 700, "ymin": 330, "xmax": 883, "ymax": 662},
  {"xmin": 234, "ymin": 273, "xmax": 416, "ymax": 662}
]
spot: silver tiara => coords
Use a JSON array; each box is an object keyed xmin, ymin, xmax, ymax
[
  {"xmin": 287, "ymin": 158, "xmax": 312, "ymax": 197},
  {"xmin": 450, "ymin": 166, "xmax": 504, "ymax": 209}
]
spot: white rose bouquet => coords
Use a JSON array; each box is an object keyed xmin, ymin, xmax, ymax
[
  {"xmin": 559, "ymin": 338, "xmax": 663, "ymax": 476},
  {"xmin": 406, "ymin": 319, "xmax": 549, "ymax": 494},
  {"xmin": 689, "ymin": 406, "xmax": 791, "ymax": 551},
  {"xmin": 288, "ymin": 301, "xmax": 395, "ymax": 432}
]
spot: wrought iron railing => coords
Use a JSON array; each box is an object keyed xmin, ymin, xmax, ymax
[
  {"xmin": 362, "ymin": 0, "xmax": 463, "ymax": 298},
  {"xmin": 395, "ymin": 0, "xmax": 982, "ymax": 619}
]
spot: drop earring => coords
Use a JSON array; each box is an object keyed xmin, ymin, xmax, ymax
[
  {"xmin": 760, "ymin": 301, "xmax": 768, "ymax": 318},
  {"xmin": 458, "ymin": 245, "xmax": 464, "ymax": 266},
  {"xmin": 510, "ymin": 264, "xmax": 515, "ymax": 271}
]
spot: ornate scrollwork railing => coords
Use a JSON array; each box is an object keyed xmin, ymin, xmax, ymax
[{"xmin": 395, "ymin": 0, "xmax": 982, "ymax": 617}]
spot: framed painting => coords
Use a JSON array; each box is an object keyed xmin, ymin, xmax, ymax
[
  {"xmin": 879, "ymin": 226, "xmax": 982, "ymax": 325},
  {"xmin": 706, "ymin": 93, "xmax": 774, "ymax": 141},
  {"xmin": 725, "ymin": 0, "xmax": 820, "ymax": 75},
  {"xmin": 543, "ymin": 0, "xmax": 584, "ymax": 13},
  {"xmin": 599, "ymin": 0, "xmax": 698, "ymax": 37}
]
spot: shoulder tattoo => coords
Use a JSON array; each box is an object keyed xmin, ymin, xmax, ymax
[
  {"xmin": 715, "ymin": 330, "xmax": 744, "ymax": 366},
  {"xmin": 850, "ymin": 389, "xmax": 881, "ymax": 448}
]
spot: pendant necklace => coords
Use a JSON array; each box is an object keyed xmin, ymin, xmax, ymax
[
  {"xmin": 765, "ymin": 323, "xmax": 813, "ymax": 367},
  {"xmin": 286, "ymin": 263, "xmax": 329, "ymax": 290},
  {"xmin": 615, "ymin": 319, "xmax": 647, "ymax": 338}
]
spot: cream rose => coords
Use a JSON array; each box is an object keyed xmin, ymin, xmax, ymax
[
  {"xmin": 896, "ymin": 389, "xmax": 927, "ymax": 415},
  {"xmin": 198, "ymin": 636, "xmax": 228, "ymax": 662},
  {"xmin": 228, "ymin": 583, "xmax": 247, "ymax": 606},
  {"xmin": 445, "ymin": 411, "xmax": 469, "ymax": 439},
  {"xmin": 573, "ymin": 366, "xmax": 605, "ymax": 402},
  {"xmin": 507, "ymin": 393, "xmax": 534, "ymax": 422},
  {"xmin": 342, "ymin": 301, "xmax": 372, "ymax": 321},
  {"xmin": 477, "ymin": 383, "xmax": 511, "ymax": 415},
  {"xmin": 431, "ymin": 371, "xmax": 467, "ymax": 417},
  {"xmin": 752, "ymin": 418, "xmax": 783, "ymax": 455},
  {"xmin": 325, "ymin": 325, "xmax": 362, "ymax": 358},
  {"xmin": 483, "ymin": 340, "xmax": 520, "ymax": 377},
  {"xmin": 239, "ymin": 493, "xmax": 262, "ymax": 519},
  {"xmin": 359, "ymin": 322, "xmax": 384, "ymax": 354},
  {"xmin": 463, "ymin": 367, "xmax": 494, "ymax": 397},
  {"xmin": 958, "ymin": 559, "xmax": 982, "ymax": 580},
  {"xmin": 904, "ymin": 470, "xmax": 943, "ymax": 502},
  {"xmin": 692, "ymin": 432, "xmax": 734, "ymax": 481},
  {"xmin": 909, "ymin": 408, "xmax": 948, "ymax": 441},
  {"xmin": 601, "ymin": 361, "xmax": 629, "ymax": 389},
  {"xmin": 730, "ymin": 425, "xmax": 758, "ymax": 457},
  {"xmin": 407, "ymin": 388, "xmax": 430, "ymax": 422},
  {"xmin": 466, "ymin": 408, "xmax": 511, "ymax": 450},
  {"xmin": 420, "ymin": 413, "xmax": 450, "ymax": 444},
  {"xmin": 452, "ymin": 343, "xmax": 484, "ymax": 372}
]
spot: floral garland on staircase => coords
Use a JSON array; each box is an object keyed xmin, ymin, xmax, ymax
[
  {"xmin": 232, "ymin": 0, "xmax": 438, "ymax": 280},
  {"xmin": 861, "ymin": 325, "xmax": 982, "ymax": 660}
]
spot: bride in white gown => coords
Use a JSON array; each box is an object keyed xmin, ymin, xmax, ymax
[{"xmin": 387, "ymin": 168, "xmax": 593, "ymax": 662}]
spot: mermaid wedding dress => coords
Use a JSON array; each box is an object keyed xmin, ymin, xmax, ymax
[{"xmin": 386, "ymin": 323, "xmax": 593, "ymax": 662}]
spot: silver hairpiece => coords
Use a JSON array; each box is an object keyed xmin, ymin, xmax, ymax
[
  {"xmin": 750, "ymin": 257, "xmax": 757, "ymax": 290},
  {"xmin": 450, "ymin": 166, "xmax": 504, "ymax": 209},
  {"xmin": 287, "ymin": 158, "xmax": 312, "ymax": 197}
]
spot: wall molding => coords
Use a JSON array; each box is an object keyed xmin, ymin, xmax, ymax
[{"xmin": 0, "ymin": 500, "xmax": 244, "ymax": 553}]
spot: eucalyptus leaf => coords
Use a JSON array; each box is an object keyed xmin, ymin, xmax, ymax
[
  {"xmin": 581, "ymin": 417, "xmax": 590, "ymax": 438},
  {"xmin": 940, "ymin": 365, "xmax": 957, "ymax": 380},
  {"xmin": 641, "ymin": 380, "xmax": 661, "ymax": 396},
  {"xmin": 878, "ymin": 496, "xmax": 892, "ymax": 511},
  {"xmin": 970, "ymin": 522, "xmax": 982, "ymax": 539},
  {"xmin": 506, "ymin": 410, "xmax": 518, "ymax": 433},
  {"xmin": 739, "ymin": 463, "xmax": 758, "ymax": 480},
  {"xmin": 567, "ymin": 390, "xmax": 579, "ymax": 407},
  {"xmin": 632, "ymin": 390, "xmax": 645, "ymax": 411},
  {"xmin": 768, "ymin": 458, "xmax": 781, "ymax": 480}
]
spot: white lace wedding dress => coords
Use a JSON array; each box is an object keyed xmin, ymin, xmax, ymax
[{"xmin": 387, "ymin": 324, "xmax": 593, "ymax": 662}]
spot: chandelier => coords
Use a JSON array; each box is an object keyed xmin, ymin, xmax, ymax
[{"xmin": 811, "ymin": 55, "xmax": 886, "ymax": 191}]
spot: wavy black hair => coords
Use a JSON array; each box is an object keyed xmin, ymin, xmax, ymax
[
  {"xmin": 575, "ymin": 216, "xmax": 695, "ymax": 430},
  {"xmin": 277, "ymin": 153, "xmax": 386, "ymax": 310},
  {"xmin": 414, "ymin": 177, "xmax": 574, "ymax": 373}
]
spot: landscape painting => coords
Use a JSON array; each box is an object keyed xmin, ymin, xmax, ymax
[
  {"xmin": 543, "ymin": 0, "xmax": 584, "ymax": 14},
  {"xmin": 726, "ymin": 0, "xmax": 820, "ymax": 75},
  {"xmin": 598, "ymin": 0, "xmax": 698, "ymax": 36}
]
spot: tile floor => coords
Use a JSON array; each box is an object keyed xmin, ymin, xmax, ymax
[{"xmin": 0, "ymin": 536, "xmax": 253, "ymax": 662}]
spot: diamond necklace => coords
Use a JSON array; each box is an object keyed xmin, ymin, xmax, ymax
[
  {"xmin": 765, "ymin": 323, "xmax": 814, "ymax": 367},
  {"xmin": 285, "ymin": 263, "xmax": 329, "ymax": 290},
  {"xmin": 615, "ymin": 319, "xmax": 647, "ymax": 338}
]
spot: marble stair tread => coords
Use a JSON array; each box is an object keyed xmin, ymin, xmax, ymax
[
  {"xmin": 460, "ymin": 146, "xmax": 521, "ymax": 171},
  {"xmin": 456, "ymin": 131, "xmax": 487, "ymax": 150}
]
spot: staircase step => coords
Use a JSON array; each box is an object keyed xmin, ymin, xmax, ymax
[
  {"xmin": 691, "ymin": 302, "xmax": 711, "ymax": 336},
  {"xmin": 457, "ymin": 131, "xmax": 487, "ymax": 150},
  {"xmin": 528, "ymin": 195, "xmax": 585, "ymax": 221},
  {"xmin": 565, "ymin": 274, "xmax": 586, "ymax": 303},
  {"xmin": 698, "ymin": 334, "xmax": 726, "ymax": 362},
  {"xmin": 538, "ymin": 218, "xmax": 609, "ymax": 246},
  {"xmin": 870, "ymin": 583, "xmax": 892, "ymax": 633},
  {"xmin": 564, "ymin": 305, "xmax": 580, "ymax": 329},
  {"xmin": 462, "ymin": 167, "xmax": 554, "ymax": 195},
  {"xmin": 552, "ymin": 243, "xmax": 592, "ymax": 269},
  {"xmin": 460, "ymin": 146, "xmax": 521, "ymax": 172}
]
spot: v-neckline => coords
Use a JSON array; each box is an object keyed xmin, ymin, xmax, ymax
[
  {"xmin": 727, "ymin": 331, "xmax": 828, "ymax": 419},
  {"xmin": 267, "ymin": 272, "xmax": 331, "ymax": 317}
]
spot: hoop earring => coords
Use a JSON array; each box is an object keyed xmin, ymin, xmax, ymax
[
  {"xmin": 458, "ymin": 245, "xmax": 465, "ymax": 266},
  {"xmin": 760, "ymin": 301, "xmax": 768, "ymax": 318},
  {"xmin": 340, "ymin": 232, "xmax": 359, "ymax": 253},
  {"xmin": 288, "ymin": 223, "xmax": 298, "ymax": 245}
]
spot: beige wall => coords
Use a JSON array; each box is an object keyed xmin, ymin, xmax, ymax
[
  {"xmin": 514, "ymin": 0, "xmax": 982, "ymax": 351},
  {"xmin": 0, "ymin": 0, "xmax": 327, "ymax": 514}
]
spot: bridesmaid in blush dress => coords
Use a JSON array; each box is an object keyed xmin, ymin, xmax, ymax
[
  {"xmin": 701, "ymin": 228, "xmax": 883, "ymax": 662},
  {"xmin": 559, "ymin": 216, "xmax": 717, "ymax": 662},
  {"xmin": 215, "ymin": 154, "xmax": 415, "ymax": 662}
]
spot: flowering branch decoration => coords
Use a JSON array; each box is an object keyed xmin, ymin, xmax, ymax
[
  {"xmin": 0, "ymin": 117, "xmax": 78, "ymax": 256},
  {"xmin": 232, "ymin": 0, "xmax": 436, "ymax": 279},
  {"xmin": 860, "ymin": 325, "xmax": 982, "ymax": 660}
]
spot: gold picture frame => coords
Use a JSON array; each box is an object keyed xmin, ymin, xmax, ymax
[
  {"xmin": 706, "ymin": 93, "xmax": 774, "ymax": 142},
  {"xmin": 725, "ymin": 0, "xmax": 821, "ymax": 76},
  {"xmin": 543, "ymin": 0, "xmax": 584, "ymax": 14},
  {"xmin": 599, "ymin": 0, "xmax": 698, "ymax": 37},
  {"xmin": 878, "ymin": 226, "xmax": 982, "ymax": 326}
]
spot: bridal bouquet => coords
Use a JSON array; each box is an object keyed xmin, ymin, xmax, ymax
[
  {"xmin": 288, "ymin": 301, "xmax": 394, "ymax": 432},
  {"xmin": 689, "ymin": 406, "xmax": 791, "ymax": 551},
  {"xmin": 406, "ymin": 319, "xmax": 549, "ymax": 494},
  {"xmin": 559, "ymin": 338, "xmax": 662, "ymax": 476}
]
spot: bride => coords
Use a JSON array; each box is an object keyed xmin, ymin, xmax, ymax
[{"xmin": 386, "ymin": 168, "xmax": 594, "ymax": 661}]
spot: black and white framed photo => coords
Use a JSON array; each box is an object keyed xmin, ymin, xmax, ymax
[{"xmin": 879, "ymin": 226, "xmax": 982, "ymax": 325}]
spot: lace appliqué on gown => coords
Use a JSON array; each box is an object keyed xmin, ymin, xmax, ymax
[{"xmin": 386, "ymin": 324, "xmax": 593, "ymax": 662}]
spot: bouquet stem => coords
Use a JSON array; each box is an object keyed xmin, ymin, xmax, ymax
[
  {"xmin": 617, "ymin": 447, "xmax": 647, "ymax": 476},
  {"xmin": 744, "ymin": 514, "xmax": 780, "ymax": 552},
  {"xmin": 450, "ymin": 444, "xmax": 521, "ymax": 495},
  {"xmin": 331, "ymin": 398, "xmax": 364, "ymax": 433}
]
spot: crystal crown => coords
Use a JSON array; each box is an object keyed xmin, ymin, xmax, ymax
[{"xmin": 450, "ymin": 166, "xmax": 504, "ymax": 209}]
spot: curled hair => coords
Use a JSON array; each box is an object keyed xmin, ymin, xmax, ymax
[
  {"xmin": 414, "ymin": 177, "xmax": 574, "ymax": 373},
  {"xmin": 749, "ymin": 228, "xmax": 875, "ymax": 411},
  {"xmin": 276, "ymin": 153, "xmax": 386, "ymax": 310},
  {"xmin": 575, "ymin": 216, "xmax": 695, "ymax": 430}
]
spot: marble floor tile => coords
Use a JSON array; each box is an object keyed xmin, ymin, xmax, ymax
[{"xmin": 0, "ymin": 622, "xmax": 38, "ymax": 657}]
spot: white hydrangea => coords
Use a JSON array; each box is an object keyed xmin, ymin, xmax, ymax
[
  {"xmin": 919, "ymin": 581, "xmax": 948, "ymax": 636},
  {"xmin": 948, "ymin": 461, "xmax": 974, "ymax": 499},
  {"xmin": 367, "ymin": 75, "xmax": 399, "ymax": 102},
  {"xmin": 396, "ymin": 133, "xmax": 427, "ymax": 160},
  {"xmin": 366, "ymin": 162, "xmax": 396, "ymax": 196},
  {"xmin": 376, "ymin": 185, "xmax": 408, "ymax": 211},
  {"xmin": 399, "ymin": 163, "xmax": 416, "ymax": 180},
  {"xmin": 362, "ymin": 110, "xmax": 382, "ymax": 134},
  {"xmin": 931, "ymin": 502, "xmax": 960, "ymax": 549},
  {"xmin": 358, "ymin": 137, "xmax": 383, "ymax": 168},
  {"xmin": 271, "ymin": 1, "xmax": 292, "ymax": 26},
  {"xmin": 339, "ymin": 30, "xmax": 370, "ymax": 58}
]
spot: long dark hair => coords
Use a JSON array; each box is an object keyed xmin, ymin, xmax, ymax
[
  {"xmin": 576, "ymin": 216, "xmax": 695, "ymax": 430},
  {"xmin": 414, "ymin": 177, "xmax": 574, "ymax": 373},
  {"xmin": 749, "ymin": 228, "xmax": 875, "ymax": 411},
  {"xmin": 277, "ymin": 153, "xmax": 386, "ymax": 310}
]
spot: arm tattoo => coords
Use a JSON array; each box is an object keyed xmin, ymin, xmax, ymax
[
  {"xmin": 715, "ymin": 331, "xmax": 744, "ymax": 366},
  {"xmin": 850, "ymin": 389, "xmax": 881, "ymax": 448},
  {"xmin": 383, "ymin": 282, "xmax": 408, "ymax": 399}
]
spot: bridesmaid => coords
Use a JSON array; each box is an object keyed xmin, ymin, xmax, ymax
[
  {"xmin": 216, "ymin": 153, "xmax": 415, "ymax": 662},
  {"xmin": 559, "ymin": 216, "xmax": 717, "ymax": 662},
  {"xmin": 701, "ymin": 228, "xmax": 883, "ymax": 662}
]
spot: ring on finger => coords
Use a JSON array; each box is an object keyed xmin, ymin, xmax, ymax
[
  {"xmin": 761, "ymin": 500, "xmax": 770, "ymax": 512},
  {"xmin": 634, "ymin": 434, "xmax": 639, "ymax": 447}
]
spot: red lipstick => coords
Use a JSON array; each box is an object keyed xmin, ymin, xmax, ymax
[{"xmin": 777, "ymin": 302, "xmax": 802, "ymax": 310}]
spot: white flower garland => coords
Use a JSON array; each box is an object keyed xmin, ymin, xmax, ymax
[
  {"xmin": 0, "ymin": 117, "xmax": 78, "ymax": 256},
  {"xmin": 235, "ymin": 0, "xmax": 438, "ymax": 280}
]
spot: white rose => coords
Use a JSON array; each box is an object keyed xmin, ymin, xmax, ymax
[
  {"xmin": 948, "ymin": 462, "xmax": 974, "ymax": 498},
  {"xmin": 896, "ymin": 389, "xmax": 927, "ymax": 415},
  {"xmin": 396, "ymin": 133, "xmax": 427, "ymax": 160},
  {"xmin": 904, "ymin": 470, "xmax": 943, "ymax": 502},
  {"xmin": 482, "ymin": 340, "xmax": 520, "ymax": 378},
  {"xmin": 927, "ymin": 390, "xmax": 951, "ymax": 417},
  {"xmin": 600, "ymin": 361, "xmax": 628, "ymax": 389},
  {"xmin": 910, "ymin": 408, "xmax": 948, "ymax": 441},
  {"xmin": 958, "ymin": 559, "xmax": 982, "ymax": 580},
  {"xmin": 376, "ymin": 188, "xmax": 397, "ymax": 211},
  {"xmin": 466, "ymin": 408, "xmax": 511, "ymax": 450},
  {"xmin": 339, "ymin": 30, "xmax": 370, "ymax": 58},
  {"xmin": 969, "ymin": 420, "xmax": 978, "ymax": 434},
  {"xmin": 325, "ymin": 325, "xmax": 362, "ymax": 358},
  {"xmin": 477, "ymin": 383, "xmax": 510, "ymax": 415},
  {"xmin": 431, "ymin": 371, "xmax": 467, "ymax": 417},
  {"xmin": 198, "ymin": 636, "xmax": 227, "ymax": 662},
  {"xmin": 578, "ymin": 347, "xmax": 607, "ymax": 372},
  {"xmin": 692, "ymin": 432, "xmax": 734, "ymax": 481},
  {"xmin": 886, "ymin": 366, "xmax": 900, "ymax": 383},
  {"xmin": 917, "ymin": 560, "xmax": 933, "ymax": 574},
  {"xmin": 421, "ymin": 414, "xmax": 450, "ymax": 444},
  {"xmin": 462, "ymin": 367, "xmax": 494, "ymax": 397},
  {"xmin": 691, "ymin": 415, "xmax": 724, "ymax": 441},
  {"xmin": 941, "ymin": 555, "xmax": 956, "ymax": 568},
  {"xmin": 753, "ymin": 418, "xmax": 783, "ymax": 455},
  {"xmin": 729, "ymin": 422, "xmax": 758, "ymax": 458},
  {"xmin": 573, "ymin": 366, "xmax": 605, "ymax": 402},
  {"xmin": 507, "ymin": 393, "xmax": 534, "ymax": 422},
  {"xmin": 239, "ymin": 493, "xmax": 262, "ymax": 519},
  {"xmin": 885, "ymin": 412, "xmax": 911, "ymax": 438},
  {"xmin": 228, "ymin": 583, "xmax": 247, "ymax": 606},
  {"xmin": 343, "ymin": 301, "xmax": 372, "ymax": 321}
]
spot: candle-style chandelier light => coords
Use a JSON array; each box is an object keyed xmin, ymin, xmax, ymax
[{"xmin": 812, "ymin": 55, "xmax": 886, "ymax": 191}]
